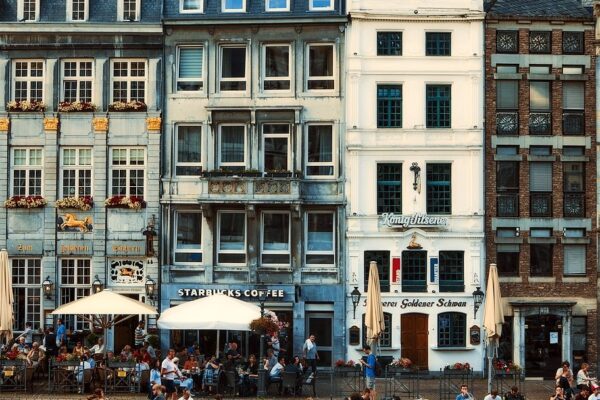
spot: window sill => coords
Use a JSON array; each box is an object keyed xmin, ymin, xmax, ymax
[
  {"xmin": 562, "ymin": 276, "xmax": 588, "ymax": 283},
  {"xmin": 259, "ymin": 266, "xmax": 293, "ymax": 272},
  {"xmin": 170, "ymin": 264, "xmax": 205, "ymax": 271},
  {"xmin": 431, "ymin": 347, "xmax": 475, "ymax": 351},
  {"xmin": 528, "ymin": 277, "xmax": 555, "ymax": 282},
  {"xmin": 169, "ymin": 93, "xmax": 207, "ymax": 99},
  {"xmin": 498, "ymin": 277, "xmax": 522, "ymax": 283}
]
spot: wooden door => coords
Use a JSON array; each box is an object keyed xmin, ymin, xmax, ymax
[
  {"xmin": 114, "ymin": 294, "xmax": 140, "ymax": 353},
  {"xmin": 401, "ymin": 313, "xmax": 428, "ymax": 369}
]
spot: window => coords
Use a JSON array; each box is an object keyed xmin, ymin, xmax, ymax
[
  {"xmin": 174, "ymin": 212, "xmax": 202, "ymax": 263},
  {"xmin": 306, "ymin": 125, "xmax": 334, "ymax": 177},
  {"xmin": 564, "ymin": 245, "xmax": 585, "ymax": 276},
  {"xmin": 60, "ymin": 259, "xmax": 90, "ymax": 331},
  {"xmin": 563, "ymin": 146, "xmax": 585, "ymax": 156},
  {"xmin": 222, "ymin": 0, "xmax": 245, "ymax": 12},
  {"xmin": 218, "ymin": 211, "xmax": 246, "ymax": 264},
  {"xmin": 62, "ymin": 60, "xmax": 93, "ymax": 103},
  {"xmin": 563, "ymin": 66, "xmax": 584, "ymax": 75},
  {"xmin": 176, "ymin": 126, "xmax": 202, "ymax": 176},
  {"xmin": 530, "ymin": 228, "xmax": 552, "ymax": 238},
  {"xmin": 305, "ymin": 212, "xmax": 335, "ymax": 266},
  {"xmin": 180, "ymin": 0, "xmax": 203, "ymax": 13},
  {"xmin": 530, "ymin": 65, "xmax": 550, "ymax": 74},
  {"xmin": 119, "ymin": 0, "xmax": 140, "ymax": 21},
  {"xmin": 402, "ymin": 250, "xmax": 427, "ymax": 292},
  {"xmin": 530, "ymin": 243, "xmax": 553, "ymax": 277},
  {"xmin": 362, "ymin": 312, "xmax": 392, "ymax": 347},
  {"xmin": 62, "ymin": 148, "xmax": 92, "ymax": 198},
  {"xmin": 496, "ymin": 65, "xmax": 518, "ymax": 74},
  {"xmin": 497, "ymin": 244, "xmax": 520, "ymax": 276},
  {"xmin": 218, "ymin": 125, "xmax": 246, "ymax": 171},
  {"xmin": 439, "ymin": 251, "xmax": 464, "ymax": 292},
  {"xmin": 18, "ymin": 0, "xmax": 39, "ymax": 21},
  {"xmin": 426, "ymin": 32, "xmax": 451, "ymax": 56},
  {"xmin": 496, "ymin": 31, "xmax": 518, "ymax": 54},
  {"xmin": 529, "ymin": 31, "xmax": 551, "ymax": 54},
  {"xmin": 12, "ymin": 148, "xmax": 42, "ymax": 196},
  {"xmin": 220, "ymin": 46, "xmax": 247, "ymax": 91},
  {"xmin": 263, "ymin": 124, "xmax": 290, "ymax": 172},
  {"xmin": 67, "ymin": 0, "xmax": 88, "ymax": 21},
  {"xmin": 426, "ymin": 85, "xmax": 451, "ymax": 128},
  {"xmin": 177, "ymin": 46, "xmax": 204, "ymax": 92},
  {"xmin": 309, "ymin": 0, "xmax": 332, "ymax": 10},
  {"xmin": 377, "ymin": 32, "xmax": 402, "ymax": 56},
  {"xmin": 266, "ymin": 0, "xmax": 289, "ymax": 11},
  {"xmin": 564, "ymin": 228, "xmax": 585, "ymax": 238},
  {"xmin": 12, "ymin": 259, "xmax": 41, "ymax": 331},
  {"xmin": 377, "ymin": 163, "xmax": 402, "ymax": 214},
  {"xmin": 496, "ymin": 80, "xmax": 518, "ymax": 135},
  {"xmin": 363, "ymin": 251, "xmax": 390, "ymax": 293},
  {"xmin": 111, "ymin": 60, "xmax": 146, "ymax": 103},
  {"xmin": 110, "ymin": 148, "xmax": 145, "ymax": 197},
  {"xmin": 261, "ymin": 212, "xmax": 290, "ymax": 265},
  {"xmin": 438, "ymin": 312, "xmax": 466, "ymax": 347},
  {"xmin": 563, "ymin": 82, "xmax": 584, "ymax": 135},
  {"xmin": 496, "ymin": 146, "xmax": 518, "ymax": 155},
  {"xmin": 563, "ymin": 32, "xmax": 584, "ymax": 54},
  {"xmin": 13, "ymin": 60, "xmax": 44, "ymax": 102},
  {"xmin": 426, "ymin": 163, "xmax": 451, "ymax": 214},
  {"xmin": 377, "ymin": 85, "xmax": 402, "ymax": 128},
  {"xmin": 530, "ymin": 146, "xmax": 552, "ymax": 156},
  {"xmin": 307, "ymin": 44, "xmax": 335, "ymax": 90},
  {"xmin": 496, "ymin": 161, "xmax": 519, "ymax": 217},
  {"xmin": 529, "ymin": 81, "xmax": 551, "ymax": 135},
  {"xmin": 529, "ymin": 162, "xmax": 552, "ymax": 217},
  {"xmin": 263, "ymin": 44, "xmax": 291, "ymax": 91},
  {"xmin": 564, "ymin": 162, "xmax": 584, "ymax": 217}
]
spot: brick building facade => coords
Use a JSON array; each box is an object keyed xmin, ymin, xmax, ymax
[{"xmin": 485, "ymin": 0, "xmax": 597, "ymax": 376}]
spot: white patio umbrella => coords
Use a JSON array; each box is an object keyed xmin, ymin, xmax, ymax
[
  {"xmin": 482, "ymin": 263, "xmax": 505, "ymax": 393},
  {"xmin": 157, "ymin": 293, "xmax": 263, "ymax": 356},
  {"xmin": 0, "ymin": 249, "xmax": 14, "ymax": 344},
  {"xmin": 365, "ymin": 261, "xmax": 385, "ymax": 349},
  {"xmin": 52, "ymin": 289, "xmax": 158, "ymax": 356}
]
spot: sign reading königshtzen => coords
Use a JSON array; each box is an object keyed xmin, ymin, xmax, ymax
[{"xmin": 380, "ymin": 213, "xmax": 449, "ymax": 228}]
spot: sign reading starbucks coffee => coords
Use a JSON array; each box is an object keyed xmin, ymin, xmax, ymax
[
  {"xmin": 380, "ymin": 213, "xmax": 449, "ymax": 228},
  {"xmin": 178, "ymin": 288, "xmax": 286, "ymax": 298}
]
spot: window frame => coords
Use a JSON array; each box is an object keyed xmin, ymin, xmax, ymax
[
  {"xmin": 376, "ymin": 163, "xmax": 402, "ymax": 214},
  {"xmin": 222, "ymin": 0, "xmax": 246, "ymax": 12},
  {"xmin": 11, "ymin": 147, "xmax": 43, "ymax": 197},
  {"xmin": 59, "ymin": 258, "xmax": 91, "ymax": 331},
  {"xmin": 174, "ymin": 211, "xmax": 203, "ymax": 265},
  {"xmin": 262, "ymin": 123, "xmax": 291, "ymax": 172},
  {"xmin": 306, "ymin": 43, "xmax": 336, "ymax": 92},
  {"xmin": 67, "ymin": 0, "xmax": 88, "ymax": 21},
  {"xmin": 439, "ymin": 251, "xmax": 464, "ymax": 292},
  {"xmin": 61, "ymin": 59, "xmax": 94, "ymax": 103},
  {"xmin": 12, "ymin": 59, "xmax": 44, "ymax": 103},
  {"xmin": 496, "ymin": 244, "xmax": 520, "ymax": 277},
  {"xmin": 110, "ymin": 59, "xmax": 148, "ymax": 103},
  {"xmin": 176, "ymin": 45, "xmax": 205, "ymax": 93},
  {"xmin": 262, "ymin": 43, "xmax": 292, "ymax": 92},
  {"xmin": 426, "ymin": 163, "xmax": 452, "ymax": 215},
  {"xmin": 118, "ymin": 0, "xmax": 141, "ymax": 21},
  {"xmin": 305, "ymin": 211, "xmax": 336, "ymax": 267},
  {"xmin": 217, "ymin": 211, "xmax": 247, "ymax": 265},
  {"xmin": 377, "ymin": 31, "xmax": 403, "ymax": 56},
  {"xmin": 305, "ymin": 123, "xmax": 336, "ymax": 179},
  {"xmin": 175, "ymin": 125, "xmax": 203, "ymax": 177},
  {"xmin": 218, "ymin": 44, "xmax": 248, "ymax": 93},
  {"xmin": 401, "ymin": 250, "xmax": 427, "ymax": 293},
  {"xmin": 563, "ymin": 244, "xmax": 585, "ymax": 276},
  {"xmin": 364, "ymin": 251, "xmax": 390, "ymax": 293},
  {"xmin": 11, "ymin": 258, "xmax": 42, "ymax": 331},
  {"xmin": 265, "ymin": 0, "xmax": 290, "ymax": 12},
  {"xmin": 362, "ymin": 312, "xmax": 392, "ymax": 348},
  {"xmin": 218, "ymin": 124, "xmax": 247, "ymax": 171},
  {"xmin": 309, "ymin": 0, "xmax": 333, "ymax": 11},
  {"xmin": 438, "ymin": 312, "xmax": 466, "ymax": 347},
  {"xmin": 426, "ymin": 84, "xmax": 451, "ymax": 128},
  {"xmin": 425, "ymin": 32, "xmax": 451, "ymax": 56},
  {"xmin": 180, "ymin": 0, "xmax": 204, "ymax": 13},
  {"xmin": 377, "ymin": 84, "xmax": 402, "ymax": 128},
  {"xmin": 109, "ymin": 147, "xmax": 146, "ymax": 198},
  {"xmin": 61, "ymin": 147, "xmax": 93, "ymax": 198},
  {"xmin": 530, "ymin": 243, "xmax": 553, "ymax": 277},
  {"xmin": 18, "ymin": 0, "xmax": 40, "ymax": 22},
  {"xmin": 261, "ymin": 211, "xmax": 291, "ymax": 266}
]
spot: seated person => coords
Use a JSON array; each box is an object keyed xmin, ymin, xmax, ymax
[
  {"xmin": 89, "ymin": 338, "xmax": 105, "ymax": 355},
  {"xmin": 285, "ymin": 356, "xmax": 304, "ymax": 394},
  {"xmin": 26, "ymin": 342, "xmax": 45, "ymax": 368},
  {"xmin": 268, "ymin": 356, "xmax": 285, "ymax": 394},
  {"xmin": 505, "ymin": 386, "xmax": 525, "ymax": 400},
  {"xmin": 183, "ymin": 354, "xmax": 199, "ymax": 371},
  {"xmin": 120, "ymin": 345, "xmax": 133, "ymax": 361},
  {"xmin": 223, "ymin": 353, "xmax": 236, "ymax": 372},
  {"xmin": 17, "ymin": 337, "xmax": 28, "ymax": 353},
  {"xmin": 202, "ymin": 355, "xmax": 220, "ymax": 394},
  {"xmin": 575, "ymin": 386, "xmax": 591, "ymax": 400},
  {"xmin": 72, "ymin": 341, "xmax": 85, "ymax": 357}
]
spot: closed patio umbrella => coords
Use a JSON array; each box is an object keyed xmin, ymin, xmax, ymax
[
  {"xmin": 0, "ymin": 249, "xmax": 14, "ymax": 344},
  {"xmin": 365, "ymin": 261, "xmax": 385, "ymax": 346},
  {"xmin": 483, "ymin": 263, "xmax": 505, "ymax": 393}
]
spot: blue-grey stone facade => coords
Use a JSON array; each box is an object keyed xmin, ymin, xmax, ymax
[{"xmin": 0, "ymin": 0, "xmax": 162, "ymax": 351}]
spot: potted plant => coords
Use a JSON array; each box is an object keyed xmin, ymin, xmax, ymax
[
  {"xmin": 104, "ymin": 195, "xmax": 146, "ymax": 210},
  {"xmin": 240, "ymin": 169, "xmax": 262, "ymax": 178},
  {"xmin": 58, "ymin": 101, "xmax": 97, "ymax": 112},
  {"xmin": 249, "ymin": 317, "xmax": 280, "ymax": 335},
  {"xmin": 390, "ymin": 357, "xmax": 413, "ymax": 370},
  {"xmin": 55, "ymin": 196, "xmax": 94, "ymax": 211},
  {"xmin": 443, "ymin": 362, "xmax": 472, "ymax": 374},
  {"xmin": 6, "ymin": 100, "xmax": 46, "ymax": 112},
  {"xmin": 4, "ymin": 196, "xmax": 47, "ymax": 209},
  {"xmin": 108, "ymin": 100, "xmax": 147, "ymax": 112}
]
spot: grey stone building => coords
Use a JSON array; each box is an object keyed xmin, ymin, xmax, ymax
[
  {"xmin": 160, "ymin": 0, "xmax": 347, "ymax": 364},
  {"xmin": 0, "ymin": 0, "xmax": 162, "ymax": 351}
]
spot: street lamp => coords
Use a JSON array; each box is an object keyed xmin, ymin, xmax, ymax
[
  {"xmin": 472, "ymin": 287, "xmax": 484, "ymax": 317},
  {"xmin": 42, "ymin": 276, "xmax": 54, "ymax": 300},
  {"xmin": 257, "ymin": 287, "xmax": 269, "ymax": 397},
  {"xmin": 91, "ymin": 275, "xmax": 104, "ymax": 294},
  {"xmin": 351, "ymin": 286, "xmax": 361, "ymax": 319},
  {"xmin": 145, "ymin": 276, "xmax": 157, "ymax": 305}
]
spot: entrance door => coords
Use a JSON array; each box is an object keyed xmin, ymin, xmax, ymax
[
  {"xmin": 306, "ymin": 312, "xmax": 333, "ymax": 367},
  {"xmin": 525, "ymin": 314, "xmax": 562, "ymax": 377},
  {"xmin": 114, "ymin": 294, "xmax": 140, "ymax": 352},
  {"xmin": 401, "ymin": 313, "xmax": 428, "ymax": 370}
]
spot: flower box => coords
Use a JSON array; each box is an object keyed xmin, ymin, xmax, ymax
[
  {"xmin": 249, "ymin": 317, "xmax": 279, "ymax": 334},
  {"xmin": 58, "ymin": 101, "xmax": 97, "ymax": 112},
  {"xmin": 104, "ymin": 196, "xmax": 146, "ymax": 210},
  {"xmin": 4, "ymin": 196, "xmax": 47, "ymax": 209},
  {"xmin": 56, "ymin": 196, "xmax": 94, "ymax": 211},
  {"xmin": 108, "ymin": 100, "xmax": 147, "ymax": 112},
  {"xmin": 7, "ymin": 100, "xmax": 46, "ymax": 112},
  {"xmin": 443, "ymin": 368, "xmax": 472, "ymax": 375},
  {"xmin": 264, "ymin": 171, "xmax": 293, "ymax": 178}
]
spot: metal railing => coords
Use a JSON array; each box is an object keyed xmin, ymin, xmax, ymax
[
  {"xmin": 564, "ymin": 193, "xmax": 585, "ymax": 217},
  {"xmin": 497, "ymin": 194, "xmax": 519, "ymax": 217},
  {"xmin": 530, "ymin": 193, "xmax": 552, "ymax": 217},
  {"xmin": 529, "ymin": 112, "xmax": 551, "ymax": 135},
  {"xmin": 496, "ymin": 112, "xmax": 519, "ymax": 135},
  {"xmin": 563, "ymin": 112, "xmax": 584, "ymax": 135}
]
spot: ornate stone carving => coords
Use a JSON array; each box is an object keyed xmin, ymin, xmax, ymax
[
  {"xmin": 255, "ymin": 181, "xmax": 291, "ymax": 194},
  {"xmin": 146, "ymin": 117, "xmax": 161, "ymax": 131},
  {"xmin": 208, "ymin": 180, "xmax": 247, "ymax": 194},
  {"xmin": 0, "ymin": 118, "xmax": 9, "ymax": 132},
  {"xmin": 43, "ymin": 117, "xmax": 59, "ymax": 131},
  {"xmin": 93, "ymin": 117, "xmax": 109, "ymax": 132}
]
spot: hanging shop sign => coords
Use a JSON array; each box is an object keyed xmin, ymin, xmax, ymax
[
  {"xmin": 178, "ymin": 288, "xmax": 286, "ymax": 298},
  {"xmin": 380, "ymin": 213, "xmax": 449, "ymax": 228}
]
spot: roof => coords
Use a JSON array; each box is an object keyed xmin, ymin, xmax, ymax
[{"xmin": 486, "ymin": 0, "xmax": 593, "ymax": 19}]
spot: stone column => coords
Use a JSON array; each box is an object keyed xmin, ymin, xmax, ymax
[
  {"xmin": 513, "ymin": 308, "xmax": 524, "ymax": 369},
  {"xmin": 563, "ymin": 310, "xmax": 573, "ymax": 367}
]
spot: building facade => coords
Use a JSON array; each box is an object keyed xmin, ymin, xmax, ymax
[
  {"xmin": 159, "ymin": 0, "xmax": 347, "ymax": 364},
  {"xmin": 0, "ymin": 0, "xmax": 162, "ymax": 351},
  {"xmin": 345, "ymin": 0, "xmax": 486, "ymax": 371},
  {"xmin": 484, "ymin": 0, "xmax": 597, "ymax": 377}
]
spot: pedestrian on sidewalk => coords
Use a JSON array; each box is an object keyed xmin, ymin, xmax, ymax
[
  {"xmin": 302, "ymin": 334, "xmax": 319, "ymax": 375},
  {"xmin": 359, "ymin": 345, "xmax": 377, "ymax": 400},
  {"xmin": 483, "ymin": 389, "xmax": 502, "ymax": 400},
  {"xmin": 456, "ymin": 384, "xmax": 474, "ymax": 400}
]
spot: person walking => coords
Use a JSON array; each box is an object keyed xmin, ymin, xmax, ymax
[
  {"xmin": 43, "ymin": 326, "xmax": 57, "ymax": 357},
  {"xmin": 302, "ymin": 334, "xmax": 319, "ymax": 375},
  {"xmin": 359, "ymin": 345, "xmax": 377, "ymax": 400},
  {"xmin": 135, "ymin": 320, "xmax": 146, "ymax": 349},
  {"xmin": 161, "ymin": 348, "xmax": 182, "ymax": 400},
  {"xmin": 56, "ymin": 318, "xmax": 66, "ymax": 347}
]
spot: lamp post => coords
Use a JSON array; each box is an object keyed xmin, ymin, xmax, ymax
[
  {"xmin": 257, "ymin": 287, "xmax": 268, "ymax": 397},
  {"xmin": 42, "ymin": 276, "xmax": 54, "ymax": 300},
  {"xmin": 145, "ymin": 276, "xmax": 157, "ymax": 305},
  {"xmin": 351, "ymin": 286, "xmax": 361, "ymax": 319},
  {"xmin": 472, "ymin": 287, "xmax": 484, "ymax": 317},
  {"xmin": 91, "ymin": 275, "xmax": 104, "ymax": 294}
]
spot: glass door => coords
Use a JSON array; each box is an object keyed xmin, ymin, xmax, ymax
[
  {"xmin": 525, "ymin": 314, "xmax": 562, "ymax": 377},
  {"xmin": 306, "ymin": 312, "xmax": 333, "ymax": 367}
]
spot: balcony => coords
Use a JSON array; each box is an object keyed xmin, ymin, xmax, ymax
[
  {"xmin": 496, "ymin": 112, "xmax": 518, "ymax": 135},
  {"xmin": 529, "ymin": 112, "xmax": 552, "ymax": 135},
  {"xmin": 530, "ymin": 193, "xmax": 552, "ymax": 217},
  {"xmin": 564, "ymin": 193, "xmax": 585, "ymax": 217},
  {"xmin": 497, "ymin": 193, "xmax": 519, "ymax": 217},
  {"xmin": 563, "ymin": 112, "xmax": 584, "ymax": 135}
]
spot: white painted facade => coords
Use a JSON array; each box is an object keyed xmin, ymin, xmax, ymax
[{"xmin": 345, "ymin": 0, "xmax": 486, "ymax": 372}]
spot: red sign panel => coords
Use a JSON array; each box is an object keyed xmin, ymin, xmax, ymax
[{"xmin": 392, "ymin": 257, "xmax": 401, "ymax": 284}]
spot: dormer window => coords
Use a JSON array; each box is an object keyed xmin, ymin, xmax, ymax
[
  {"xmin": 119, "ymin": 0, "xmax": 140, "ymax": 21},
  {"xmin": 309, "ymin": 0, "xmax": 332, "ymax": 11},
  {"xmin": 265, "ymin": 0, "xmax": 289, "ymax": 11},
  {"xmin": 222, "ymin": 0, "xmax": 245, "ymax": 12},
  {"xmin": 18, "ymin": 0, "xmax": 39, "ymax": 22},
  {"xmin": 67, "ymin": 0, "xmax": 88, "ymax": 21},
  {"xmin": 180, "ymin": 0, "xmax": 202, "ymax": 13}
]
